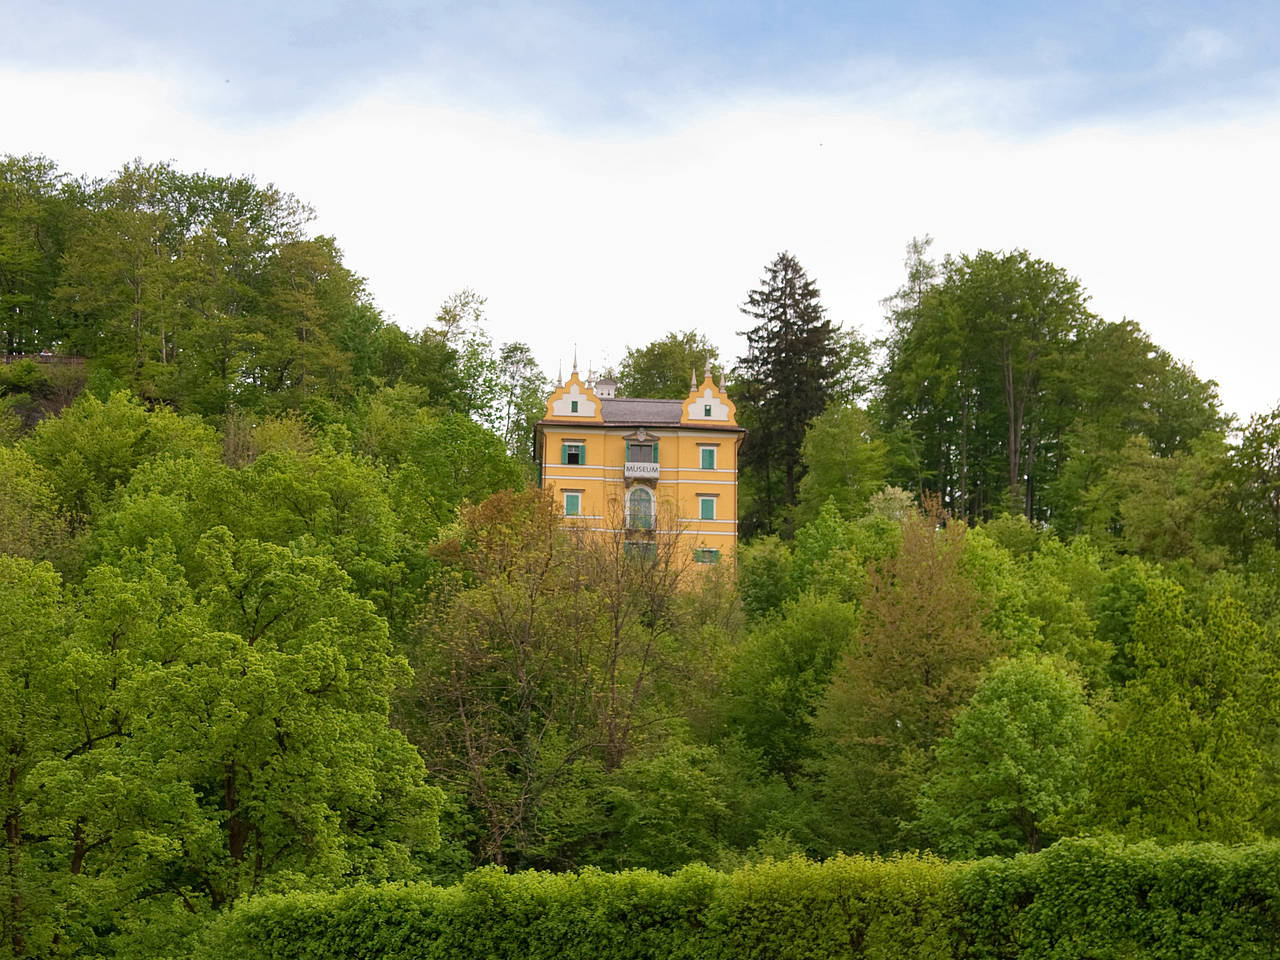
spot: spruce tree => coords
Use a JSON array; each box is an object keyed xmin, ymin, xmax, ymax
[{"xmin": 734, "ymin": 252, "xmax": 840, "ymax": 537}]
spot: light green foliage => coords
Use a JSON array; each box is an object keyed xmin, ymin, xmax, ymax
[
  {"xmin": 1066, "ymin": 433, "xmax": 1232, "ymax": 571},
  {"xmin": 348, "ymin": 387, "xmax": 527, "ymax": 521},
  {"xmin": 953, "ymin": 838, "xmax": 1280, "ymax": 960},
  {"xmin": 0, "ymin": 557, "xmax": 71, "ymax": 958},
  {"xmin": 978, "ymin": 521, "xmax": 1113, "ymax": 690},
  {"xmin": 960, "ymin": 526, "xmax": 1040, "ymax": 651},
  {"xmin": 0, "ymin": 445, "xmax": 71, "ymax": 563},
  {"xmin": 21, "ymin": 389, "xmax": 219, "ymax": 526},
  {"xmin": 493, "ymin": 341, "xmax": 548, "ymax": 461},
  {"xmin": 616, "ymin": 330, "xmax": 720, "ymax": 399},
  {"xmin": 794, "ymin": 404, "xmax": 889, "ymax": 528},
  {"xmin": 866, "ymin": 484, "xmax": 917, "ymax": 523},
  {"xmin": 736, "ymin": 501, "xmax": 901, "ymax": 619},
  {"xmin": 1, "ymin": 538, "xmax": 440, "ymax": 955},
  {"xmin": 1089, "ymin": 583, "xmax": 1278, "ymax": 842},
  {"xmin": 203, "ymin": 841, "xmax": 1280, "ymax": 960},
  {"xmin": 789, "ymin": 500, "xmax": 872, "ymax": 602},
  {"xmin": 911, "ymin": 655, "xmax": 1096, "ymax": 857}
]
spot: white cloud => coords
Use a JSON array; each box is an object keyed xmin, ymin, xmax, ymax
[
  {"xmin": 1165, "ymin": 28, "xmax": 1236, "ymax": 70},
  {"xmin": 4, "ymin": 65, "xmax": 1279, "ymax": 420}
]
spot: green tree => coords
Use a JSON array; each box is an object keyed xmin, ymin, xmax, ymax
[
  {"xmin": 493, "ymin": 341, "xmax": 547, "ymax": 462},
  {"xmin": 0, "ymin": 155, "xmax": 79, "ymax": 355},
  {"xmin": 1230, "ymin": 403, "xmax": 1280, "ymax": 557},
  {"xmin": 878, "ymin": 249, "xmax": 1094, "ymax": 521},
  {"xmin": 811, "ymin": 513, "xmax": 1003, "ymax": 852},
  {"xmin": 402, "ymin": 489, "xmax": 724, "ymax": 869},
  {"xmin": 5, "ymin": 538, "xmax": 441, "ymax": 955},
  {"xmin": 794, "ymin": 404, "xmax": 889, "ymax": 527},
  {"xmin": 616, "ymin": 330, "xmax": 720, "ymax": 399},
  {"xmin": 0, "ymin": 557, "xmax": 69, "ymax": 957},
  {"xmin": 20, "ymin": 389, "xmax": 219, "ymax": 530},
  {"xmin": 734, "ymin": 252, "xmax": 845, "ymax": 537},
  {"xmin": 1088, "ymin": 583, "xmax": 1277, "ymax": 842},
  {"xmin": 716, "ymin": 596, "xmax": 860, "ymax": 785},
  {"xmin": 0, "ymin": 446, "xmax": 71, "ymax": 563},
  {"xmin": 910, "ymin": 654, "xmax": 1096, "ymax": 857}
]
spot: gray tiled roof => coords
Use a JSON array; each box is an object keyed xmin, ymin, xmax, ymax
[{"xmin": 601, "ymin": 398, "xmax": 684, "ymax": 425}]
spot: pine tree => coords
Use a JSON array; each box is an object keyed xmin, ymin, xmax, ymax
[{"xmin": 734, "ymin": 252, "xmax": 841, "ymax": 537}]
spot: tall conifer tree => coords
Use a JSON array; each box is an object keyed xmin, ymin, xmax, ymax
[{"xmin": 734, "ymin": 252, "xmax": 840, "ymax": 537}]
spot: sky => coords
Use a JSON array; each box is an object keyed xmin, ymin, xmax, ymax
[{"xmin": 4, "ymin": 1, "xmax": 1279, "ymax": 420}]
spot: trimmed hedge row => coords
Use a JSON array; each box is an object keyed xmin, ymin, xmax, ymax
[{"xmin": 200, "ymin": 838, "xmax": 1280, "ymax": 959}]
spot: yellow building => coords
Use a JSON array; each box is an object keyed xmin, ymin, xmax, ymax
[{"xmin": 535, "ymin": 364, "xmax": 744, "ymax": 564}]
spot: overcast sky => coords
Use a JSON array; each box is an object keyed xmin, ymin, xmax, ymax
[{"xmin": 4, "ymin": 1, "xmax": 1279, "ymax": 419}]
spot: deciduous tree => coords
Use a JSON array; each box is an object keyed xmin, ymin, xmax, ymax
[{"xmin": 910, "ymin": 654, "xmax": 1095, "ymax": 857}]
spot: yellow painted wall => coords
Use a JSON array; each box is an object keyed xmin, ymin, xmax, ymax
[
  {"xmin": 537, "ymin": 370, "xmax": 742, "ymax": 565},
  {"xmin": 538, "ymin": 425, "xmax": 741, "ymax": 563}
]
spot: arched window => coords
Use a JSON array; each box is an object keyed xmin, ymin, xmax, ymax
[{"xmin": 627, "ymin": 486, "xmax": 654, "ymax": 530}]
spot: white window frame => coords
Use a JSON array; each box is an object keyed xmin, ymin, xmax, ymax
[{"xmin": 563, "ymin": 490, "xmax": 582, "ymax": 516}]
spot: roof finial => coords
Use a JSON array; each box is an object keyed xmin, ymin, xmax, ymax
[
  {"xmin": 558, "ymin": 360, "xmax": 563, "ymax": 383},
  {"xmin": 719, "ymin": 368, "xmax": 726, "ymax": 391},
  {"xmin": 690, "ymin": 366, "xmax": 697, "ymax": 389},
  {"xmin": 704, "ymin": 359, "xmax": 711, "ymax": 381},
  {"xmin": 572, "ymin": 346, "xmax": 578, "ymax": 375}
]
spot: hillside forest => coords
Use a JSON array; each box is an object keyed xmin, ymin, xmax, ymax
[{"xmin": 3, "ymin": 155, "xmax": 1280, "ymax": 957}]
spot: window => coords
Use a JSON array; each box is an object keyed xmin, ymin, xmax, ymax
[
  {"xmin": 703, "ymin": 404, "xmax": 712, "ymax": 417},
  {"xmin": 699, "ymin": 495, "xmax": 716, "ymax": 520},
  {"xmin": 570, "ymin": 399, "xmax": 579, "ymax": 413},
  {"xmin": 626, "ymin": 441, "xmax": 658, "ymax": 463},
  {"xmin": 563, "ymin": 491, "xmax": 581, "ymax": 516},
  {"xmin": 699, "ymin": 446, "xmax": 716, "ymax": 470},
  {"xmin": 694, "ymin": 548, "xmax": 720, "ymax": 564},
  {"xmin": 561, "ymin": 442, "xmax": 584, "ymax": 465},
  {"xmin": 627, "ymin": 487, "xmax": 654, "ymax": 530},
  {"xmin": 624, "ymin": 541, "xmax": 658, "ymax": 563}
]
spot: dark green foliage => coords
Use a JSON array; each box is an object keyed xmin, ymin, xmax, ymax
[
  {"xmin": 877, "ymin": 247, "xmax": 1223, "ymax": 526},
  {"xmin": 733, "ymin": 252, "xmax": 848, "ymax": 537},
  {"xmin": 616, "ymin": 330, "xmax": 721, "ymax": 399},
  {"xmin": 202, "ymin": 840, "xmax": 1280, "ymax": 960}
]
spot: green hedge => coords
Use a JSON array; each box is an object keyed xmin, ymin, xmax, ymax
[{"xmin": 200, "ymin": 839, "xmax": 1280, "ymax": 959}]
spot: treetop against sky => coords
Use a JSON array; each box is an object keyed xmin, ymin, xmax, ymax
[{"xmin": 6, "ymin": 0, "xmax": 1279, "ymax": 420}]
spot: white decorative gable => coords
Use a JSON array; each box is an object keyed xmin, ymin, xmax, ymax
[
  {"xmin": 686, "ymin": 387, "xmax": 730, "ymax": 422},
  {"xmin": 551, "ymin": 382, "xmax": 598, "ymax": 417}
]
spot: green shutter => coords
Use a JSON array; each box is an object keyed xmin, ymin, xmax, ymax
[
  {"xmin": 701, "ymin": 447, "xmax": 714, "ymax": 469},
  {"xmin": 561, "ymin": 443, "xmax": 567, "ymax": 465},
  {"xmin": 700, "ymin": 497, "xmax": 714, "ymax": 520},
  {"xmin": 625, "ymin": 441, "xmax": 631, "ymax": 461},
  {"xmin": 653, "ymin": 440, "xmax": 659, "ymax": 463}
]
